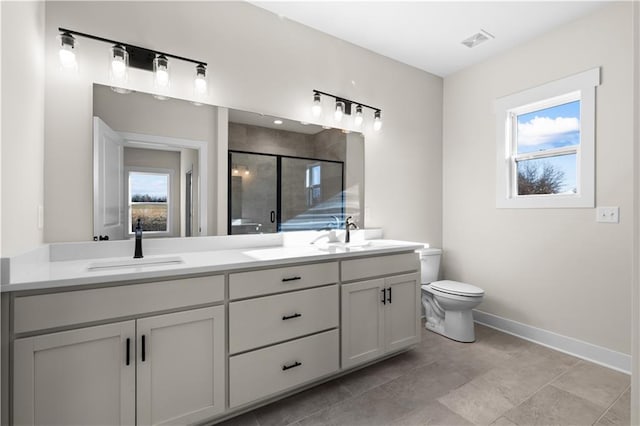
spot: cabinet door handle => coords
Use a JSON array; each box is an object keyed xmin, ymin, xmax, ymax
[
  {"xmin": 387, "ymin": 287, "xmax": 392, "ymax": 304},
  {"xmin": 381, "ymin": 288, "xmax": 386, "ymax": 305},
  {"xmin": 282, "ymin": 361, "xmax": 302, "ymax": 371},
  {"xmin": 270, "ymin": 211, "xmax": 276, "ymax": 223},
  {"xmin": 282, "ymin": 276, "xmax": 301, "ymax": 282},
  {"xmin": 282, "ymin": 313, "xmax": 302, "ymax": 321},
  {"xmin": 141, "ymin": 334, "xmax": 146, "ymax": 362},
  {"xmin": 126, "ymin": 338, "xmax": 130, "ymax": 366}
]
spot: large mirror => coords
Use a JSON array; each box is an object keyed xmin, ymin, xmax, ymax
[{"xmin": 92, "ymin": 84, "xmax": 364, "ymax": 240}]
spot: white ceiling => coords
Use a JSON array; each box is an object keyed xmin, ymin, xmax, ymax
[{"xmin": 252, "ymin": 1, "xmax": 611, "ymax": 77}]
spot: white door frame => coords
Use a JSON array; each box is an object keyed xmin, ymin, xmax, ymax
[{"xmin": 119, "ymin": 132, "xmax": 208, "ymax": 236}]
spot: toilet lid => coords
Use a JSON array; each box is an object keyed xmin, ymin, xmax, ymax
[{"xmin": 430, "ymin": 280, "xmax": 484, "ymax": 297}]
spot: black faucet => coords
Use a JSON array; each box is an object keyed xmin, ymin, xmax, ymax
[
  {"xmin": 134, "ymin": 218, "xmax": 143, "ymax": 259},
  {"xmin": 345, "ymin": 216, "xmax": 359, "ymax": 243}
]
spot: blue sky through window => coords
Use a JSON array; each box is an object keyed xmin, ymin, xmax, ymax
[
  {"xmin": 516, "ymin": 100, "xmax": 580, "ymax": 194},
  {"xmin": 130, "ymin": 173, "xmax": 168, "ymax": 200},
  {"xmin": 517, "ymin": 100, "xmax": 580, "ymax": 154}
]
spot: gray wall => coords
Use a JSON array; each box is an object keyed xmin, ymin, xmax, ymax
[
  {"xmin": 228, "ymin": 123, "xmax": 346, "ymax": 162},
  {"xmin": 442, "ymin": 3, "xmax": 633, "ymax": 355},
  {"xmin": 1, "ymin": 1, "xmax": 45, "ymax": 256}
]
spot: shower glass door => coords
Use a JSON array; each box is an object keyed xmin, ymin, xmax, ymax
[
  {"xmin": 280, "ymin": 158, "xmax": 344, "ymax": 231},
  {"xmin": 228, "ymin": 151, "xmax": 344, "ymax": 234},
  {"xmin": 229, "ymin": 152, "xmax": 277, "ymax": 234}
]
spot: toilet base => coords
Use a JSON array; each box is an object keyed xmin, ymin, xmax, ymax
[{"xmin": 425, "ymin": 309, "xmax": 476, "ymax": 343}]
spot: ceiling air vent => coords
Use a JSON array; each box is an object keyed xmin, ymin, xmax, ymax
[{"xmin": 461, "ymin": 30, "xmax": 495, "ymax": 48}]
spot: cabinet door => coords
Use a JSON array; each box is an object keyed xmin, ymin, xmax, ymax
[
  {"xmin": 14, "ymin": 321, "xmax": 136, "ymax": 426},
  {"xmin": 341, "ymin": 279, "xmax": 385, "ymax": 369},
  {"xmin": 136, "ymin": 306, "xmax": 225, "ymax": 426},
  {"xmin": 385, "ymin": 273, "xmax": 421, "ymax": 352}
]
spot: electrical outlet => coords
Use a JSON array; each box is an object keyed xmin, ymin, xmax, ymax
[{"xmin": 596, "ymin": 206, "xmax": 619, "ymax": 223}]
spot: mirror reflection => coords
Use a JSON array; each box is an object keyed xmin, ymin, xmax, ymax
[
  {"xmin": 93, "ymin": 84, "xmax": 364, "ymax": 240},
  {"xmin": 93, "ymin": 84, "xmax": 210, "ymax": 240}
]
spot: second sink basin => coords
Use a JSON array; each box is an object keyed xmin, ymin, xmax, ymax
[{"xmin": 87, "ymin": 256, "xmax": 184, "ymax": 271}]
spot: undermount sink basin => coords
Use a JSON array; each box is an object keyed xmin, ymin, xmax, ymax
[
  {"xmin": 87, "ymin": 256, "xmax": 184, "ymax": 271},
  {"xmin": 316, "ymin": 241, "xmax": 371, "ymax": 251}
]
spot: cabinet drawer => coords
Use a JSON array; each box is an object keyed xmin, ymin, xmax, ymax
[
  {"xmin": 229, "ymin": 285, "xmax": 338, "ymax": 354},
  {"xmin": 14, "ymin": 275, "xmax": 225, "ymax": 334},
  {"xmin": 229, "ymin": 262, "xmax": 338, "ymax": 299},
  {"xmin": 341, "ymin": 253, "xmax": 419, "ymax": 282},
  {"xmin": 229, "ymin": 329, "xmax": 339, "ymax": 408}
]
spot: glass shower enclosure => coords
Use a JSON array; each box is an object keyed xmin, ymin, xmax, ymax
[{"xmin": 228, "ymin": 151, "xmax": 344, "ymax": 234}]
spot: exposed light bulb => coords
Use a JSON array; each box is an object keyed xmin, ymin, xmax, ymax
[
  {"xmin": 59, "ymin": 32, "xmax": 77, "ymax": 70},
  {"xmin": 153, "ymin": 54, "xmax": 170, "ymax": 89},
  {"xmin": 244, "ymin": 170, "xmax": 250, "ymax": 175},
  {"xmin": 354, "ymin": 105, "xmax": 363, "ymax": 127},
  {"xmin": 311, "ymin": 92, "xmax": 322, "ymax": 117},
  {"xmin": 194, "ymin": 64, "xmax": 207, "ymax": 96},
  {"xmin": 273, "ymin": 119, "xmax": 283, "ymax": 125},
  {"xmin": 110, "ymin": 44, "xmax": 129, "ymax": 86},
  {"xmin": 334, "ymin": 101, "xmax": 345, "ymax": 123},
  {"xmin": 373, "ymin": 110, "xmax": 383, "ymax": 131}
]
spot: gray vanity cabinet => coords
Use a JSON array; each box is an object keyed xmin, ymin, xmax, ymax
[
  {"xmin": 341, "ymin": 254, "xmax": 421, "ymax": 369},
  {"xmin": 10, "ymin": 276, "xmax": 226, "ymax": 426},
  {"xmin": 14, "ymin": 321, "xmax": 136, "ymax": 426}
]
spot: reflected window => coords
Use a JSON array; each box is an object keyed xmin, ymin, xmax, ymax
[
  {"xmin": 306, "ymin": 164, "xmax": 322, "ymax": 206},
  {"xmin": 128, "ymin": 171, "xmax": 169, "ymax": 233}
]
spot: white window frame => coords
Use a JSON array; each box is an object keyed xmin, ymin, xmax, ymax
[
  {"xmin": 126, "ymin": 168, "xmax": 174, "ymax": 237},
  {"xmin": 495, "ymin": 68, "xmax": 600, "ymax": 208}
]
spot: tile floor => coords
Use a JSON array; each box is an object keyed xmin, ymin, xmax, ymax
[{"xmin": 219, "ymin": 323, "xmax": 630, "ymax": 426}]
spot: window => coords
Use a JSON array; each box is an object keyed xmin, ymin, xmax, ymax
[
  {"xmin": 306, "ymin": 163, "xmax": 322, "ymax": 207},
  {"xmin": 128, "ymin": 171, "xmax": 170, "ymax": 234},
  {"xmin": 495, "ymin": 68, "xmax": 600, "ymax": 208}
]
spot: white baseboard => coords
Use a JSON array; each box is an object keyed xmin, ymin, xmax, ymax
[{"xmin": 473, "ymin": 310, "xmax": 631, "ymax": 374}]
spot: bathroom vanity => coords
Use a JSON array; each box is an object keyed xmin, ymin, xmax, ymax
[{"xmin": 1, "ymin": 237, "xmax": 422, "ymax": 426}]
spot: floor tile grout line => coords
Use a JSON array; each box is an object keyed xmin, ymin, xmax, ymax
[
  {"xmin": 591, "ymin": 383, "xmax": 631, "ymax": 425},
  {"xmin": 487, "ymin": 357, "xmax": 582, "ymax": 425}
]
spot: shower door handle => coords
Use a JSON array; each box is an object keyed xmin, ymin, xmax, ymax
[{"xmin": 270, "ymin": 211, "xmax": 276, "ymax": 223}]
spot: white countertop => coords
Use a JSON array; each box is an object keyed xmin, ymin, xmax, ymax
[{"xmin": 2, "ymin": 238, "xmax": 425, "ymax": 293}]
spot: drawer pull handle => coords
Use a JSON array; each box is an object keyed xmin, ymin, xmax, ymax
[
  {"xmin": 282, "ymin": 276, "xmax": 302, "ymax": 282},
  {"xmin": 282, "ymin": 361, "xmax": 302, "ymax": 371},
  {"xmin": 282, "ymin": 313, "xmax": 302, "ymax": 321},
  {"xmin": 381, "ymin": 288, "xmax": 386, "ymax": 305}
]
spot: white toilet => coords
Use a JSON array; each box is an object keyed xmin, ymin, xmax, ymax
[{"xmin": 419, "ymin": 248, "xmax": 485, "ymax": 343}]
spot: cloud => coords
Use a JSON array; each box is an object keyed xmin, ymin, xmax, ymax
[{"xmin": 517, "ymin": 116, "xmax": 580, "ymax": 146}]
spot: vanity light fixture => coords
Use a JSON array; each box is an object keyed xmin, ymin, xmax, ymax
[
  {"xmin": 373, "ymin": 110, "xmax": 383, "ymax": 131},
  {"xmin": 311, "ymin": 92, "xmax": 322, "ymax": 117},
  {"xmin": 194, "ymin": 64, "xmax": 207, "ymax": 95},
  {"xmin": 57, "ymin": 28, "xmax": 208, "ymax": 97},
  {"xmin": 58, "ymin": 31, "xmax": 77, "ymax": 70},
  {"xmin": 334, "ymin": 101, "xmax": 345, "ymax": 123},
  {"xmin": 153, "ymin": 54, "xmax": 170, "ymax": 89},
  {"xmin": 312, "ymin": 90, "xmax": 382, "ymax": 131},
  {"xmin": 353, "ymin": 105, "xmax": 363, "ymax": 127},
  {"xmin": 109, "ymin": 44, "xmax": 129, "ymax": 88}
]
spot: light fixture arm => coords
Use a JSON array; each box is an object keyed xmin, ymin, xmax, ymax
[
  {"xmin": 58, "ymin": 27, "xmax": 207, "ymax": 70},
  {"xmin": 312, "ymin": 89, "xmax": 381, "ymax": 116}
]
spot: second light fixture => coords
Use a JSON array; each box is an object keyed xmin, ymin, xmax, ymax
[{"xmin": 311, "ymin": 90, "xmax": 382, "ymax": 131}]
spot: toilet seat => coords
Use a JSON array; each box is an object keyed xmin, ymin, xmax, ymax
[{"xmin": 429, "ymin": 280, "xmax": 484, "ymax": 297}]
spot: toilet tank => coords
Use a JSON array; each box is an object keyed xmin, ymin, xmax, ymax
[{"xmin": 419, "ymin": 248, "xmax": 442, "ymax": 284}]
